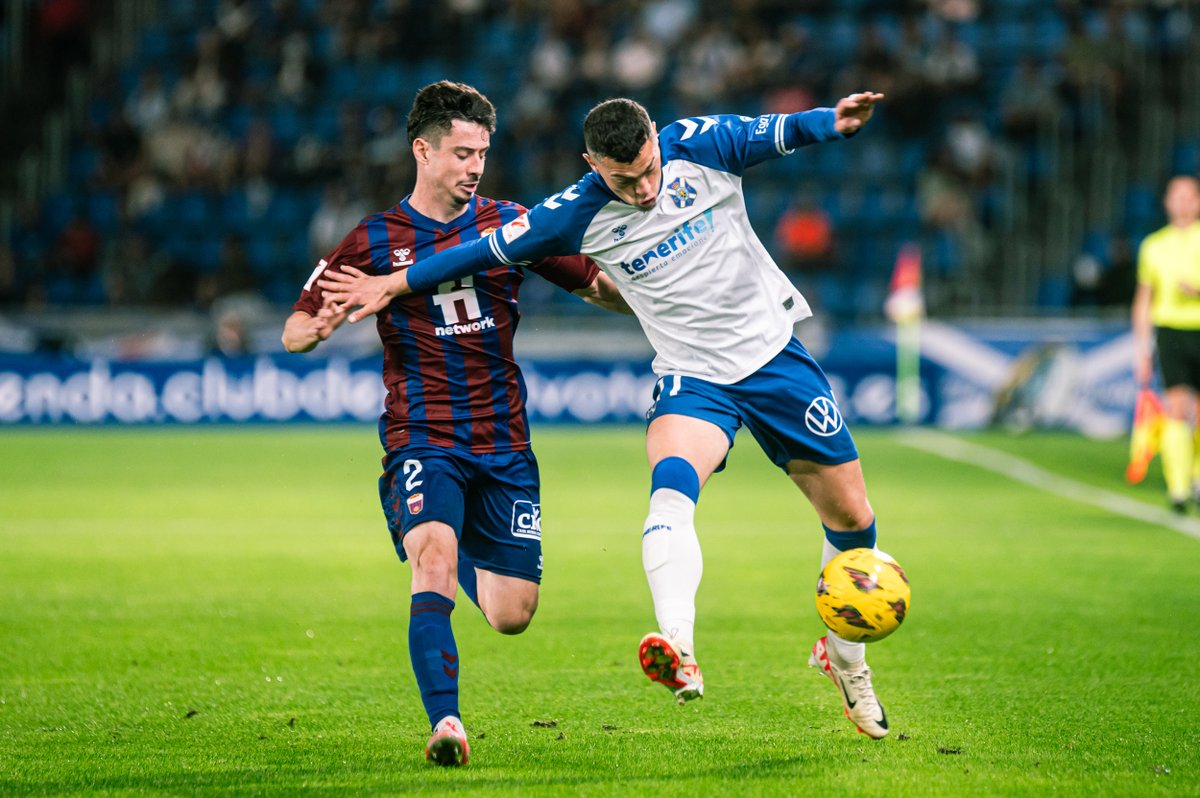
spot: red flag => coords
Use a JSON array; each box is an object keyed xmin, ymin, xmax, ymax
[
  {"xmin": 884, "ymin": 243, "xmax": 924, "ymax": 323},
  {"xmin": 1126, "ymin": 388, "xmax": 1164, "ymax": 484}
]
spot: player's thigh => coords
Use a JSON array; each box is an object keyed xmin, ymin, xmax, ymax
[
  {"xmin": 459, "ymin": 449, "xmax": 544, "ymax": 586},
  {"xmin": 737, "ymin": 337, "xmax": 859, "ymax": 470},
  {"xmin": 379, "ymin": 448, "xmax": 468, "ymax": 563},
  {"xmin": 786, "ymin": 457, "xmax": 874, "ymax": 531},
  {"xmin": 645, "ymin": 374, "xmax": 739, "ymax": 482}
]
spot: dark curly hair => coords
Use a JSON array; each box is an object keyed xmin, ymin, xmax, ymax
[{"xmin": 406, "ymin": 81, "xmax": 496, "ymax": 146}]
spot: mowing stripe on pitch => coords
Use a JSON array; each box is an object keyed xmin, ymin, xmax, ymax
[{"xmin": 897, "ymin": 429, "xmax": 1200, "ymax": 541}]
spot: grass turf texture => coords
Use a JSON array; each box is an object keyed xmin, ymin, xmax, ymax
[{"xmin": 1, "ymin": 426, "xmax": 1197, "ymax": 797}]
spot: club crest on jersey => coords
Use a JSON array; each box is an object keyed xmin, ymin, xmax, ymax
[
  {"xmin": 804, "ymin": 395, "xmax": 843, "ymax": 437},
  {"xmin": 510, "ymin": 500, "xmax": 541, "ymax": 540},
  {"xmin": 668, "ymin": 177, "xmax": 697, "ymax": 209},
  {"xmin": 406, "ymin": 492, "xmax": 424, "ymax": 515}
]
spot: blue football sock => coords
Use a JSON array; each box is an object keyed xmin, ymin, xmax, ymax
[
  {"xmin": 822, "ymin": 519, "xmax": 877, "ymax": 553},
  {"xmin": 408, "ymin": 591, "xmax": 460, "ymax": 730}
]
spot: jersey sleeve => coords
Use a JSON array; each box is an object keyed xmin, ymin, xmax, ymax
[
  {"xmin": 526, "ymin": 254, "xmax": 600, "ymax": 292},
  {"xmin": 665, "ymin": 110, "xmax": 845, "ymax": 175},
  {"xmin": 292, "ymin": 226, "xmax": 373, "ymax": 314},
  {"xmin": 405, "ymin": 194, "xmax": 579, "ymax": 292}
]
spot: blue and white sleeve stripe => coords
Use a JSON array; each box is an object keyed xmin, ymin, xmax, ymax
[
  {"xmin": 774, "ymin": 114, "xmax": 791, "ymax": 156},
  {"xmin": 488, "ymin": 233, "xmax": 516, "ymax": 266}
]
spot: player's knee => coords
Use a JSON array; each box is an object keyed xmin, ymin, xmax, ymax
[
  {"xmin": 485, "ymin": 596, "xmax": 538, "ymax": 635},
  {"xmin": 410, "ymin": 546, "xmax": 458, "ymax": 590},
  {"xmin": 488, "ymin": 607, "xmax": 535, "ymax": 635}
]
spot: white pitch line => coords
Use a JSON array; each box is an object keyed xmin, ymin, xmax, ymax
[{"xmin": 896, "ymin": 429, "xmax": 1200, "ymax": 541}]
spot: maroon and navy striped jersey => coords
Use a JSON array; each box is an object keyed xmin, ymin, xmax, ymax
[{"xmin": 293, "ymin": 194, "xmax": 598, "ymax": 454}]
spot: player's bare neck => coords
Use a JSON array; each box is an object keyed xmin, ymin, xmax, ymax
[{"xmin": 408, "ymin": 185, "xmax": 469, "ymax": 225}]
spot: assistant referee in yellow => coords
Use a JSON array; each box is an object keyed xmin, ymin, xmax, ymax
[{"xmin": 1132, "ymin": 174, "xmax": 1200, "ymax": 512}]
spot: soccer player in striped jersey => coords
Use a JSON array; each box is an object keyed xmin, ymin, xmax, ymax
[
  {"xmin": 319, "ymin": 92, "xmax": 896, "ymax": 739},
  {"xmin": 282, "ymin": 81, "xmax": 629, "ymax": 766}
]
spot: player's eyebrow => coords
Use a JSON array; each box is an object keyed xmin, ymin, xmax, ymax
[{"xmin": 611, "ymin": 161, "xmax": 654, "ymax": 182}]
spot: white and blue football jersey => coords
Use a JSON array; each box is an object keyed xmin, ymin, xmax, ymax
[{"xmin": 406, "ymin": 109, "xmax": 850, "ymax": 383}]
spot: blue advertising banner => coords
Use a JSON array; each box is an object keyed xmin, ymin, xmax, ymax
[{"xmin": 0, "ymin": 320, "xmax": 1139, "ymax": 436}]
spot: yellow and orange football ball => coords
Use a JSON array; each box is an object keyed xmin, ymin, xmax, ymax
[{"xmin": 815, "ymin": 548, "xmax": 910, "ymax": 643}]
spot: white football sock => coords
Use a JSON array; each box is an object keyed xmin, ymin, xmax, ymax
[
  {"xmin": 821, "ymin": 539, "xmax": 866, "ymax": 669},
  {"xmin": 642, "ymin": 487, "xmax": 702, "ymax": 653}
]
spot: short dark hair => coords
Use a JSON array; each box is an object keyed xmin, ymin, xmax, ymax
[
  {"xmin": 406, "ymin": 81, "xmax": 496, "ymax": 146},
  {"xmin": 584, "ymin": 98, "xmax": 653, "ymax": 163}
]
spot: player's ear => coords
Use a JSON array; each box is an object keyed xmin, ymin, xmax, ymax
[
  {"xmin": 582, "ymin": 152, "xmax": 598, "ymax": 173},
  {"xmin": 413, "ymin": 138, "xmax": 430, "ymax": 165}
]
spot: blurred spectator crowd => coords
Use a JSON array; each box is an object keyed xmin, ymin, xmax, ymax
[{"xmin": 2, "ymin": 0, "xmax": 1198, "ymax": 325}]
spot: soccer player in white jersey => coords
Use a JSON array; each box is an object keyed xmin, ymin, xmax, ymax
[{"xmin": 319, "ymin": 91, "xmax": 894, "ymax": 738}]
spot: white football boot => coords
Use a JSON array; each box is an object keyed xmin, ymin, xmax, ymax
[
  {"xmin": 808, "ymin": 635, "xmax": 889, "ymax": 739},
  {"xmin": 425, "ymin": 715, "xmax": 470, "ymax": 766},
  {"xmin": 638, "ymin": 632, "xmax": 704, "ymax": 704}
]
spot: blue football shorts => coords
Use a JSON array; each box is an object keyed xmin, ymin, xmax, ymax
[
  {"xmin": 645, "ymin": 336, "xmax": 858, "ymax": 471},
  {"xmin": 379, "ymin": 446, "xmax": 543, "ymax": 583}
]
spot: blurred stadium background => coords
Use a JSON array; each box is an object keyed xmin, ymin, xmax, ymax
[{"xmin": 2, "ymin": 0, "xmax": 1198, "ymax": 432}]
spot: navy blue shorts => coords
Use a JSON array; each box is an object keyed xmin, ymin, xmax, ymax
[
  {"xmin": 645, "ymin": 336, "xmax": 858, "ymax": 471},
  {"xmin": 379, "ymin": 446, "xmax": 543, "ymax": 583}
]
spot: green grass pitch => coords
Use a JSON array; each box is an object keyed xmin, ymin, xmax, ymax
[{"xmin": 2, "ymin": 426, "xmax": 1198, "ymax": 796}]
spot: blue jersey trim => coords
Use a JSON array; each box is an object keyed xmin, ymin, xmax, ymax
[{"xmin": 399, "ymin": 195, "xmax": 477, "ymax": 232}]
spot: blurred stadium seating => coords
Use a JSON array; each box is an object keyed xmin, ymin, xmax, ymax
[{"xmin": 1, "ymin": 0, "xmax": 1198, "ymax": 352}]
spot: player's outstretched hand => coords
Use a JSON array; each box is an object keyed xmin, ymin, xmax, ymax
[
  {"xmin": 318, "ymin": 266, "xmax": 404, "ymax": 323},
  {"xmin": 834, "ymin": 92, "xmax": 884, "ymax": 135}
]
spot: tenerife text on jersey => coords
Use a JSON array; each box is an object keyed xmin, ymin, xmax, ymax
[{"xmin": 618, "ymin": 208, "xmax": 715, "ymax": 280}]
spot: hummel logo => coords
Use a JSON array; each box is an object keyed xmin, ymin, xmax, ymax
[
  {"xmin": 442, "ymin": 650, "xmax": 458, "ymax": 678},
  {"xmin": 393, "ymin": 248, "xmax": 414, "ymax": 268}
]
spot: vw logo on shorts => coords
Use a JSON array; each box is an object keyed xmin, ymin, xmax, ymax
[{"xmin": 804, "ymin": 396, "xmax": 844, "ymax": 437}]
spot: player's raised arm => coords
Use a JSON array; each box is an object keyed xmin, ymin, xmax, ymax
[
  {"xmin": 320, "ymin": 203, "xmax": 572, "ymax": 322},
  {"xmin": 317, "ymin": 235, "xmax": 495, "ymax": 322}
]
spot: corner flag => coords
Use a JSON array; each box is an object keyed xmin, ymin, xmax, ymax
[
  {"xmin": 1125, "ymin": 387, "xmax": 1163, "ymax": 484},
  {"xmin": 885, "ymin": 244, "xmax": 924, "ymax": 424},
  {"xmin": 884, "ymin": 243, "xmax": 924, "ymax": 324}
]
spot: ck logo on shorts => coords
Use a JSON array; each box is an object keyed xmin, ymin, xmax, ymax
[
  {"xmin": 804, "ymin": 395, "xmax": 844, "ymax": 437},
  {"xmin": 511, "ymin": 500, "xmax": 541, "ymax": 540}
]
